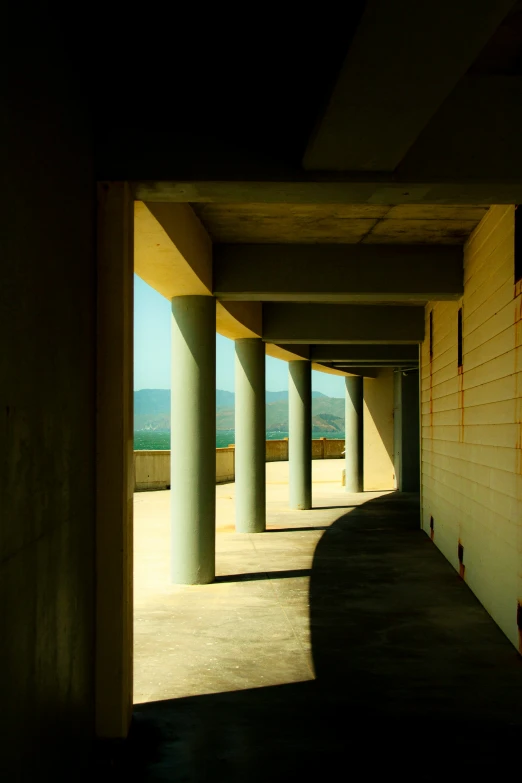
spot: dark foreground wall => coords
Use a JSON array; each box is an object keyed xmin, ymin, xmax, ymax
[{"xmin": 1, "ymin": 33, "xmax": 96, "ymax": 778}]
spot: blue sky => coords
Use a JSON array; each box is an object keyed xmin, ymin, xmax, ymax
[{"xmin": 134, "ymin": 275, "xmax": 345, "ymax": 397}]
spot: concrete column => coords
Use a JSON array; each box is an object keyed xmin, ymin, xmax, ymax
[
  {"xmin": 289, "ymin": 361, "xmax": 312, "ymax": 509},
  {"xmin": 234, "ymin": 338, "xmax": 266, "ymax": 532},
  {"xmin": 393, "ymin": 371, "xmax": 402, "ymax": 490},
  {"xmin": 96, "ymin": 181, "xmax": 134, "ymax": 738},
  {"xmin": 394, "ymin": 370, "xmax": 420, "ymax": 492},
  {"xmin": 171, "ymin": 295, "xmax": 216, "ymax": 584},
  {"xmin": 345, "ymin": 376, "xmax": 364, "ymax": 492}
]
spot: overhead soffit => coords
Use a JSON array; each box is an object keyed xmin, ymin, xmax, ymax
[{"xmin": 192, "ymin": 203, "xmax": 488, "ymax": 245}]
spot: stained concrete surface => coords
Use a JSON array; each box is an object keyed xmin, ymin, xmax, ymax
[{"xmin": 122, "ymin": 461, "xmax": 522, "ymax": 781}]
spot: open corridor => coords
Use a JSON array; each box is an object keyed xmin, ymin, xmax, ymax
[{"xmin": 126, "ymin": 462, "xmax": 522, "ymax": 780}]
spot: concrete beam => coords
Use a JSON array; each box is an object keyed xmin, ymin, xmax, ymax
[
  {"xmin": 311, "ymin": 362, "xmax": 351, "ymax": 378},
  {"xmin": 329, "ymin": 365, "xmax": 381, "ymax": 378},
  {"xmin": 134, "ymin": 201, "xmax": 212, "ymax": 299},
  {"xmin": 311, "ymin": 345, "xmax": 419, "ymax": 363},
  {"xmin": 303, "ymin": 0, "xmax": 516, "ymax": 171},
  {"xmin": 214, "ymin": 245, "xmax": 462, "ymax": 302},
  {"xmin": 334, "ymin": 362, "xmax": 416, "ymax": 370},
  {"xmin": 267, "ymin": 346, "xmax": 389, "ymax": 375},
  {"xmin": 263, "ymin": 304, "xmax": 424, "ymax": 344},
  {"xmin": 266, "ymin": 344, "xmax": 310, "ymax": 362},
  {"xmin": 134, "ymin": 179, "xmax": 522, "ymax": 206},
  {"xmin": 216, "ymin": 301, "xmax": 262, "ymax": 340}
]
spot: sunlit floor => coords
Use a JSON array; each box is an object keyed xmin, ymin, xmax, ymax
[{"xmin": 133, "ymin": 459, "xmax": 376, "ymax": 704}]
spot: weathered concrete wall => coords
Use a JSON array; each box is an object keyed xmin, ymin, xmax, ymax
[
  {"xmin": 1, "ymin": 37, "xmax": 96, "ymax": 776},
  {"xmin": 421, "ymin": 206, "xmax": 521, "ymax": 651},
  {"xmin": 134, "ymin": 439, "xmax": 345, "ymax": 490},
  {"xmin": 364, "ymin": 370, "xmax": 396, "ymax": 490}
]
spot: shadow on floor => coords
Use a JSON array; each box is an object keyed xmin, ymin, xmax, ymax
[
  {"xmin": 265, "ymin": 525, "xmax": 329, "ymax": 533},
  {"xmin": 311, "ymin": 504, "xmax": 356, "ymax": 510},
  {"xmin": 106, "ymin": 492, "xmax": 522, "ymax": 780},
  {"xmin": 215, "ymin": 569, "xmax": 312, "ymax": 583}
]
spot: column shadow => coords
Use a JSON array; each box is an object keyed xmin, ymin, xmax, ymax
[{"xmin": 106, "ymin": 492, "xmax": 522, "ymax": 781}]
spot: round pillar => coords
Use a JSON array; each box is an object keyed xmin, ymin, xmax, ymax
[
  {"xmin": 170, "ymin": 295, "xmax": 216, "ymax": 584},
  {"xmin": 235, "ymin": 339, "xmax": 266, "ymax": 532},
  {"xmin": 345, "ymin": 375, "xmax": 364, "ymax": 492},
  {"xmin": 289, "ymin": 361, "xmax": 312, "ymax": 509}
]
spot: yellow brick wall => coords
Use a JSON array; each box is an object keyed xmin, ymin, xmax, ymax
[{"xmin": 421, "ymin": 205, "xmax": 522, "ymax": 650}]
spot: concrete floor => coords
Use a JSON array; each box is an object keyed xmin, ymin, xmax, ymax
[
  {"xmin": 126, "ymin": 460, "xmax": 522, "ymax": 781},
  {"xmin": 134, "ymin": 460, "xmax": 362, "ymax": 704}
]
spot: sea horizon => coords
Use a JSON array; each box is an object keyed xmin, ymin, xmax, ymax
[{"xmin": 134, "ymin": 430, "xmax": 345, "ymax": 450}]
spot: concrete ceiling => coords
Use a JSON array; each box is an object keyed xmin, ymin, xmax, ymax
[
  {"xmin": 192, "ymin": 204, "xmax": 487, "ymax": 245},
  {"xmin": 98, "ymin": 2, "xmax": 522, "ymax": 199},
  {"xmin": 128, "ymin": 2, "xmax": 522, "ymax": 376},
  {"xmin": 303, "ymin": 0, "xmax": 517, "ymax": 171}
]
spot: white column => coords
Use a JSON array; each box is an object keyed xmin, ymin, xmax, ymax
[
  {"xmin": 345, "ymin": 375, "xmax": 364, "ymax": 492},
  {"xmin": 289, "ymin": 361, "xmax": 312, "ymax": 509},
  {"xmin": 170, "ymin": 295, "xmax": 216, "ymax": 584},
  {"xmin": 235, "ymin": 338, "xmax": 266, "ymax": 532}
]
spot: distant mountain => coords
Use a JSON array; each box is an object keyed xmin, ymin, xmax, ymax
[
  {"xmin": 134, "ymin": 413, "xmax": 170, "ymax": 432},
  {"xmin": 134, "ymin": 388, "xmax": 344, "ymax": 432},
  {"xmin": 263, "ymin": 395, "xmax": 344, "ymax": 433},
  {"xmin": 216, "ymin": 389, "xmax": 235, "ymax": 408},
  {"xmin": 135, "ymin": 388, "xmax": 234, "ymax": 431},
  {"xmin": 265, "ymin": 390, "xmax": 326, "ymax": 402},
  {"xmin": 311, "ymin": 413, "xmax": 344, "ymax": 432},
  {"xmin": 134, "ymin": 389, "xmax": 170, "ymax": 416},
  {"xmin": 266, "ymin": 390, "xmax": 287, "ymax": 403}
]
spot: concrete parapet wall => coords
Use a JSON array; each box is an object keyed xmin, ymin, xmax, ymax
[
  {"xmin": 216, "ymin": 447, "xmax": 235, "ymax": 484},
  {"xmin": 324, "ymin": 438, "xmax": 345, "ymax": 459},
  {"xmin": 134, "ymin": 439, "xmax": 345, "ymax": 490},
  {"xmin": 266, "ymin": 439, "xmax": 289, "ymax": 462},
  {"xmin": 134, "ymin": 450, "xmax": 171, "ymax": 491}
]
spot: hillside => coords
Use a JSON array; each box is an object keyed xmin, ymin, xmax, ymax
[
  {"xmin": 135, "ymin": 389, "xmax": 170, "ymax": 416},
  {"xmin": 134, "ymin": 388, "xmax": 344, "ymax": 432}
]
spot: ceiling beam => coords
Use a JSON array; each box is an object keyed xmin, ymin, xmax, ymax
[
  {"xmin": 134, "ymin": 179, "xmax": 522, "ymax": 206},
  {"xmin": 310, "ymin": 362, "xmax": 377, "ymax": 378},
  {"xmin": 133, "ymin": 204, "xmax": 264, "ymax": 341},
  {"xmin": 214, "ymin": 244, "xmax": 462, "ymax": 303},
  {"xmin": 326, "ymin": 365, "xmax": 381, "ymax": 378},
  {"xmin": 262, "ymin": 304, "xmax": 424, "ymax": 344},
  {"xmin": 215, "ymin": 301, "xmax": 262, "ymax": 340},
  {"xmin": 134, "ymin": 202, "xmax": 212, "ymax": 298},
  {"xmin": 303, "ymin": 0, "xmax": 516, "ymax": 171},
  {"xmin": 266, "ymin": 344, "xmax": 310, "ymax": 362},
  {"xmin": 311, "ymin": 345, "xmax": 419, "ymax": 362},
  {"xmin": 332, "ymin": 362, "xmax": 417, "ymax": 370}
]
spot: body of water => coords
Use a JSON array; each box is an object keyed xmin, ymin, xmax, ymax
[{"xmin": 134, "ymin": 431, "xmax": 345, "ymax": 450}]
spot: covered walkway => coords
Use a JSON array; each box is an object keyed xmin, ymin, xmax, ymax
[{"xmin": 129, "ymin": 462, "xmax": 522, "ymax": 780}]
